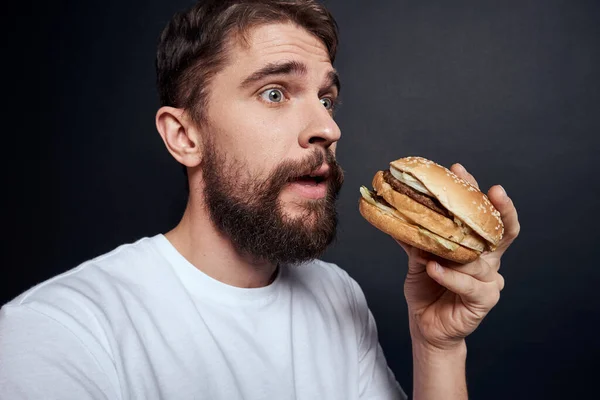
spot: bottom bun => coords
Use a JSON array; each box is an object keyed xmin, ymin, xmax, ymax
[{"xmin": 359, "ymin": 198, "xmax": 479, "ymax": 264}]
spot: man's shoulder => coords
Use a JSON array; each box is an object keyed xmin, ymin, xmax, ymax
[{"xmin": 4, "ymin": 235, "xmax": 164, "ymax": 310}]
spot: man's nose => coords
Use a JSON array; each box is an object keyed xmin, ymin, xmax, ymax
[{"xmin": 297, "ymin": 101, "xmax": 341, "ymax": 149}]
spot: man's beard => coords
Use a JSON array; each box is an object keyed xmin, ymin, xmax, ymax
[{"xmin": 201, "ymin": 141, "xmax": 344, "ymax": 266}]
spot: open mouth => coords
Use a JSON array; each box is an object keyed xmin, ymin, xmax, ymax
[
  {"xmin": 292, "ymin": 175, "xmax": 326, "ymax": 185},
  {"xmin": 286, "ymin": 165, "xmax": 331, "ymax": 199}
]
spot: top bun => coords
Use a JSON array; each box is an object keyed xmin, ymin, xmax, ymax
[{"xmin": 389, "ymin": 157, "xmax": 504, "ymax": 247}]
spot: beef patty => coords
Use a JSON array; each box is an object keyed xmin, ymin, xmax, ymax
[{"xmin": 382, "ymin": 170, "xmax": 452, "ymax": 218}]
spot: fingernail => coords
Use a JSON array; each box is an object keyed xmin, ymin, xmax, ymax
[
  {"xmin": 456, "ymin": 163, "xmax": 465, "ymax": 172},
  {"xmin": 434, "ymin": 262, "xmax": 444, "ymax": 274},
  {"xmin": 498, "ymin": 185, "xmax": 507, "ymax": 197}
]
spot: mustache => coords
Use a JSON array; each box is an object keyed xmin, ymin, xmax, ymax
[{"xmin": 258, "ymin": 148, "xmax": 344, "ymax": 196}]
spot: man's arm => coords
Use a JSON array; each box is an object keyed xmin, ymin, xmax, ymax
[
  {"xmin": 339, "ymin": 269, "xmax": 407, "ymax": 400},
  {"xmin": 411, "ymin": 321, "xmax": 468, "ymax": 399},
  {"xmin": 0, "ymin": 304, "xmax": 117, "ymax": 400},
  {"xmin": 399, "ymin": 163, "xmax": 520, "ymax": 400}
]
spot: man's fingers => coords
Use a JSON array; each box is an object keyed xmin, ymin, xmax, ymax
[
  {"xmin": 426, "ymin": 261, "xmax": 500, "ymax": 307},
  {"xmin": 399, "ymin": 243, "xmax": 501, "ymax": 282},
  {"xmin": 395, "ymin": 239, "xmax": 412, "ymax": 256},
  {"xmin": 395, "ymin": 240, "xmax": 431, "ymax": 262},
  {"xmin": 446, "ymin": 257, "xmax": 499, "ymax": 283},
  {"xmin": 420, "ymin": 251, "xmax": 499, "ymax": 282},
  {"xmin": 487, "ymin": 185, "xmax": 520, "ymax": 255},
  {"xmin": 496, "ymin": 273, "xmax": 505, "ymax": 291},
  {"xmin": 451, "ymin": 163, "xmax": 479, "ymax": 189}
]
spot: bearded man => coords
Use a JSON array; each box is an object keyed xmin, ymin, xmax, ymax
[{"xmin": 0, "ymin": 1, "xmax": 520, "ymax": 399}]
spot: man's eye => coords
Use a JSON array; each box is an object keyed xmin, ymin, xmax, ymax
[
  {"xmin": 260, "ymin": 88, "xmax": 285, "ymax": 103},
  {"xmin": 321, "ymin": 97, "xmax": 334, "ymax": 110}
]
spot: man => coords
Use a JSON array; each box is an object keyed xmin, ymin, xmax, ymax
[{"xmin": 0, "ymin": 0, "xmax": 520, "ymax": 399}]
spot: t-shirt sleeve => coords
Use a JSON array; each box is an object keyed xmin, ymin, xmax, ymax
[
  {"xmin": 348, "ymin": 277, "xmax": 408, "ymax": 400},
  {"xmin": 0, "ymin": 304, "xmax": 117, "ymax": 400}
]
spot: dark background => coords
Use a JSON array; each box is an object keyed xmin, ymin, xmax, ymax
[{"xmin": 4, "ymin": 0, "xmax": 599, "ymax": 399}]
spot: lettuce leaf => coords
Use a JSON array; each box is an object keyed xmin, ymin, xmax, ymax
[
  {"xmin": 361, "ymin": 186, "xmax": 459, "ymax": 251},
  {"xmin": 359, "ymin": 186, "xmax": 407, "ymax": 221},
  {"xmin": 418, "ymin": 227, "xmax": 459, "ymax": 251}
]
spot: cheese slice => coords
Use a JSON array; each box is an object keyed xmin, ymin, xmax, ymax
[{"xmin": 389, "ymin": 166, "xmax": 432, "ymax": 196}]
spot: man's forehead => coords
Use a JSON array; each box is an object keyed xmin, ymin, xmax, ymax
[{"xmin": 229, "ymin": 22, "xmax": 332, "ymax": 68}]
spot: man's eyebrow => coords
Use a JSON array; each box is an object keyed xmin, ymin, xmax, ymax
[
  {"xmin": 322, "ymin": 70, "xmax": 341, "ymax": 94},
  {"xmin": 239, "ymin": 61, "xmax": 341, "ymax": 94},
  {"xmin": 239, "ymin": 60, "xmax": 308, "ymax": 89}
]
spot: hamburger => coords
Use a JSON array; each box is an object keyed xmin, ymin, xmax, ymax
[{"xmin": 359, "ymin": 156, "xmax": 504, "ymax": 263}]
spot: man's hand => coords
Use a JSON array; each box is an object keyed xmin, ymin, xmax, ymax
[{"xmin": 398, "ymin": 163, "xmax": 520, "ymax": 351}]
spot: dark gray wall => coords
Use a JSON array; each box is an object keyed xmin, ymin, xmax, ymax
[{"xmin": 4, "ymin": 1, "xmax": 599, "ymax": 399}]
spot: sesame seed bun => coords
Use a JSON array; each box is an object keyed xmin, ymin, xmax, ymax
[
  {"xmin": 390, "ymin": 157, "xmax": 504, "ymax": 247},
  {"xmin": 359, "ymin": 198, "xmax": 480, "ymax": 264},
  {"xmin": 358, "ymin": 156, "xmax": 504, "ymax": 264},
  {"xmin": 372, "ymin": 171, "xmax": 488, "ymax": 252}
]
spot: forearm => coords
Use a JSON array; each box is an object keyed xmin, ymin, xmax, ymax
[
  {"xmin": 412, "ymin": 338, "xmax": 467, "ymax": 400},
  {"xmin": 409, "ymin": 312, "xmax": 468, "ymax": 400}
]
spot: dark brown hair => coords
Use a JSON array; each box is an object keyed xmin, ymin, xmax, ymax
[{"xmin": 155, "ymin": 0, "xmax": 339, "ymax": 124}]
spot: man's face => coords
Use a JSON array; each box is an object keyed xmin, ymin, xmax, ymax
[{"xmin": 199, "ymin": 22, "xmax": 344, "ymax": 265}]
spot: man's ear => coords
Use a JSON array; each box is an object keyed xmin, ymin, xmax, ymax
[{"xmin": 155, "ymin": 106, "xmax": 203, "ymax": 168}]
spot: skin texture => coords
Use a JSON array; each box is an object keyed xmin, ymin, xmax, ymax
[{"xmin": 155, "ymin": 22, "xmax": 521, "ymax": 400}]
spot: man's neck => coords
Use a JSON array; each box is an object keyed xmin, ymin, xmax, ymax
[{"xmin": 164, "ymin": 200, "xmax": 278, "ymax": 289}]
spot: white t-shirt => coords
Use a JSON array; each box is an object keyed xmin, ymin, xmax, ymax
[{"xmin": 0, "ymin": 235, "xmax": 406, "ymax": 400}]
